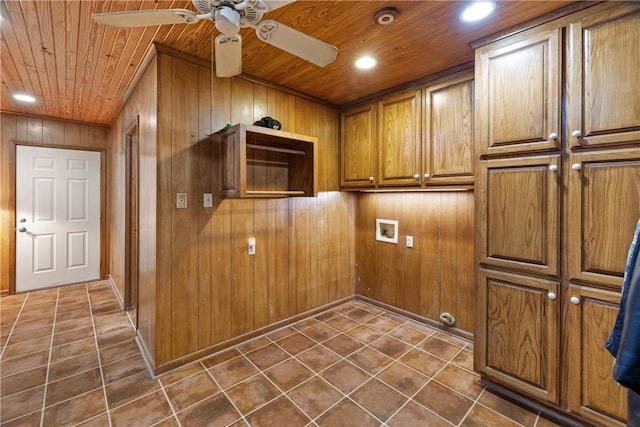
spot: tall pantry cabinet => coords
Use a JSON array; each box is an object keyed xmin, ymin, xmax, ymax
[{"xmin": 474, "ymin": 3, "xmax": 640, "ymax": 426}]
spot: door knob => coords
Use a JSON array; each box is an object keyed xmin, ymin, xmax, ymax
[
  {"xmin": 549, "ymin": 164, "xmax": 558, "ymax": 172},
  {"xmin": 547, "ymin": 292, "xmax": 557, "ymax": 300},
  {"xmin": 570, "ymin": 296, "xmax": 580, "ymax": 305},
  {"xmin": 369, "ymin": 176, "xmax": 374, "ymax": 183},
  {"xmin": 571, "ymin": 163, "xmax": 581, "ymax": 171},
  {"xmin": 18, "ymin": 227, "xmax": 27, "ymax": 233},
  {"xmin": 548, "ymin": 132, "xmax": 558, "ymax": 141},
  {"xmin": 19, "ymin": 218, "xmax": 27, "ymax": 223},
  {"xmin": 572, "ymin": 130, "xmax": 583, "ymax": 139},
  {"xmin": 424, "ymin": 173, "xmax": 431, "ymax": 180}
]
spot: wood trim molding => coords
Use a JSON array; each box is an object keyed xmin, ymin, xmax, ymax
[
  {"xmin": 150, "ymin": 296, "xmax": 355, "ymax": 376},
  {"xmin": 356, "ymin": 294, "xmax": 474, "ymax": 342},
  {"xmin": 340, "ymin": 62, "xmax": 475, "ymax": 111},
  {"xmin": 8, "ymin": 141, "xmax": 108, "ymax": 294},
  {"xmin": 468, "ymin": 1, "xmax": 603, "ymax": 49},
  {"xmin": 0, "ymin": 110, "xmax": 110, "ymax": 128}
]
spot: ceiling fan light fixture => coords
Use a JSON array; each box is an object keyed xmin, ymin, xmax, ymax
[
  {"xmin": 215, "ymin": 6, "xmax": 241, "ymax": 35},
  {"xmin": 355, "ymin": 56, "xmax": 376, "ymax": 70},
  {"xmin": 13, "ymin": 93, "xmax": 36, "ymax": 103},
  {"xmin": 460, "ymin": 2, "xmax": 495, "ymax": 22}
]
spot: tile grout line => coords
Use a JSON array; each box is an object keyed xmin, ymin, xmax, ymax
[
  {"xmin": 39, "ymin": 288, "xmax": 60, "ymax": 427},
  {"xmin": 0, "ymin": 293, "xmax": 29, "ymax": 359},
  {"xmin": 86, "ymin": 284, "xmax": 113, "ymax": 427},
  {"xmin": 202, "ymin": 360, "xmax": 252, "ymax": 426},
  {"xmin": 157, "ymin": 378, "xmax": 183, "ymax": 427}
]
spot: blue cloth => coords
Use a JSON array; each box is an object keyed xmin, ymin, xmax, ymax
[{"xmin": 606, "ymin": 219, "xmax": 640, "ymax": 394}]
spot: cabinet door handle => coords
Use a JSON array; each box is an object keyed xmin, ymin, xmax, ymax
[
  {"xmin": 571, "ymin": 130, "xmax": 583, "ymax": 139},
  {"xmin": 424, "ymin": 173, "xmax": 431, "ymax": 180},
  {"xmin": 413, "ymin": 174, "xmax": 420, "ymax": 180},
  {"xmin": 571, "ymin": 163, "xmax": 581, "ymax": 171},
  {"xmin": 549, "ymin": 164, "xmax": 558, "ymax": 172},
  {"xmin": 570, "ymin": 296, "xmax": 580, "ymax": 305},
  {"xmin": 369, "ymin": 176, "xmax": 375, "ymax": 183},
  {"xmin": 547, "ymin": 292, "xmax": 557, "ymax": 300},
  {"xmin": 548, "ymin": 132, "xmax": 558, "ymax": 141}
]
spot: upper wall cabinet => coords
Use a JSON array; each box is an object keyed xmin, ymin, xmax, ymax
[
  {"xmin": 423, "ymin": 72, "xmax": 474, "ymax": 185},
  {"xmin": 377, "ymin": 90, "xmax": 422, "ymax": 187},
  {"xmin": 341, "ymin": 103, "xmax": 377, "ymax": 189},
  {"xmin": 566, "ymin": 6, "xmax": 640, "ymax": 149},
  {"xmin": 475, "ymin": 28, "xmax": 562, "ymax": 157},
  {"xmin": 214, "ymin": 124, "xmax": 317, "ymax": 198},
  {"xmin": 340, "ymin": 71, "xmax": 475, "ymax": 190}
]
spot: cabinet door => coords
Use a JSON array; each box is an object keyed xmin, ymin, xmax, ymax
[
  {"xmin": 567, "ymin": 149, "xmax": 640, "ymax": 288},
  {"xmin": 377, "ymin": 90, "xmax": 422, "ymax": 187},
  {"xmin": 564, "ymin": 284, "xmax": 626, "ymax": 426},
  {"xmin": 423, "ymin": 73, "xmax": 474, "ymax": 185},
  {"xmin": 341, "ymin": 103, "xmax": 377, "ymax": 188},
  {"xmin": 475, "ymin": 28, "xmax": 561, "ymax": 156},
  {"xmin": 478, "ymin": 156, "xmax": 560, "ymax": 276},
  {"xmin": 477, "ymin": 268, "xmax": 559, "ymax": 403},
  {"xmin": 566, "ymin": 4, "xmax": 640, "ymax": 149}
]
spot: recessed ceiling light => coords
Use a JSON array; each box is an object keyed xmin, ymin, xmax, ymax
[
  {"xmin": 460, "ymin": 2, "xmax": 495, "ymax": 23},
  {"xmin": 13, "ymin": 93, "xmax": 37, "ymax": 103},
  {"xmin": 355, "ymin": 56, "xmax": 377, "ymax": 70}
]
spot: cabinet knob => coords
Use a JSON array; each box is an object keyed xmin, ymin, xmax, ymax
[
  {"xmin": 424, "ymin": 173, "xmax": 431, "ymax": 180},
  {"xmin": 570, "ymin": 296, "xmax": 580, "ymax": 305},
  {"xmin": 571, "ymin": 163, "xmax": 581, "ymax": 171},
  {"xmin": 369, "ymin": 176, "xmax": 374, "ymax": 183},
  {"xmin": 571, "ymin": 130, "xmax": 583, "ymax": 139},
  {"xmin": 548, "ymin": 132, "xmax": 558, "ymax": 141},
  {"xmin": 414, "ymin": 174, "xmax": 420, "ymax": 180},
  {"xmin": 547, "ymin": 292, "xmax": 557, "ymax": 300},
  {"xmin": 549, "ymin": 164, "xmax": 558, "ymax": 172}
]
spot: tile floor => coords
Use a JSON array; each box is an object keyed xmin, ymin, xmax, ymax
[{"xmin": 0, "ymin": 281, "xmax": 561, "ymax": 427}]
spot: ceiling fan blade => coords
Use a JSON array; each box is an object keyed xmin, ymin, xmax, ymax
[
  {"xmin": 235, "ymin": 0, "xmax": 296, "ymax": 13},
  {"xmin": 93, "ymin": 9, "xmax": 200, "ymax": 28},
  {"xmin": 255, "ymin": 20, "xmax": 338, "ymax": 67},
  {"xmin": 215, "ymin": 34, "xmax": 243, "ymax": 78}
]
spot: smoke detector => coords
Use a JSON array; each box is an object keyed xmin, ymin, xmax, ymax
[{"xmin": 374, "ymin": 7, "xmax": 399, "ymax": 26}]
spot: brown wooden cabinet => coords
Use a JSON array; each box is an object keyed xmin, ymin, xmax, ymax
[
  {"xmin": 566, "ymin": 5, "xmax": 640, "ymax": 149},
  {"xmin": 475, "ymin": 27, "xmax": 561, "ymax": 156},
  {"xmin": 563, "ymin": 284, "xmax": 627, "ymax": 426},
  {"xmin": 214, "ymin": 124, "xmax": 317, "ymax": 198},
  {"xmin": 423, "ymin": 72, "xmax": 474, "ymax": 185},
  {"xmin": 340, "ymin": 103, "xmax": 377, "ymax": 188},
  {"xmin": 475, "ymin": 3, "xmax": 639, "ymax": 425},
  {"xmin": 377, "ymin": 90, "xmax": 422, "ymax": 187},
  {"xmin": 478, "ymin": 155, "xmax": 560, "ymax": 277},
  {"xmin": 477, "ymin": 268, "xmax": 559, "ymax": 403},
  {"xmin": 567, "ymin": 149, "xmax": 640, "ymax": 288}
]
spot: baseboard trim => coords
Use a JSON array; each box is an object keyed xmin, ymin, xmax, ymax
[
  {"xmin": 481, "ymin": 379, "xmax": 594, "ymax": 427},
  {"xmin": 105, "ymin": 275, "xmax": 125, "ymax": 311},
  {"xmin": 151, "ymin": 295, "xmax": 355, "ymax": 376},
  {"xmin": 356, "ymin": 294, "xmax": 474, "ymax": 342}
]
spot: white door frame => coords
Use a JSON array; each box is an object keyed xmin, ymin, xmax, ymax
[{"xmin": 9, "ymin": 141, "xmax": 107, "ymax": 294}]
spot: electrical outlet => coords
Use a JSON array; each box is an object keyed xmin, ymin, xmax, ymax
[
  {"xmin": 176, "ymin": 193, "xmax": 187, "ymax": 209},
  {"xmin": 248, "ymin": 237, "xmax": 256, "ymax": 255},
  {"xmin": 203, "ymin": 193, "xmax": 213, "ymax": 208},
  {"xmin": 406, "ymin": 235, "xmax": 414, "ymax": 248}
]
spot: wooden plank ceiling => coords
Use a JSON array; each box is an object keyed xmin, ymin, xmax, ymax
[{"xmin": 1, "ymin": 0, "xmax": 575, "ymax": 126}]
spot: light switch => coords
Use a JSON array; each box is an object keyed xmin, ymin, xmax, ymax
[
  {"xmin": 203, "ymin": 193, "xmax": 213, "ymax": 208},
  {"xmin": 176, "ymin": 193, "xmax": 187, "ymax": 209},
  {"xmin": 248, "ymin": 238, "xmax": 256, "ymax": 255},
  {"xmin": 406, "ymin": 236, "xmax": 413, "ymax": 248}
]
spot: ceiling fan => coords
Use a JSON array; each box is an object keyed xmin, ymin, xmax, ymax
[{"xmin": 93, "ymin": 0, "xmax": 338, "ymax": 77}]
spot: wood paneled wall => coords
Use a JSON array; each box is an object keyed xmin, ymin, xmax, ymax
[
  {"xmin": 0, "ymin": 113, "xmax": 108, "ymax": 295},
  {"xmin": 109, "ymin": 48, "xmax": 355, "ymax": 370},
  {"xmin": 355, "ymin": 191, "xmax": 475, "ymax": 335},
  {"xmin": 107, "ymin": 55, "xmax": 158, "ymax": 355}
]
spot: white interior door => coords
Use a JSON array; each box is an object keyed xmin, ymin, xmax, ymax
[{"xmin": 16, "ymin": 146, "xmax": 101, "ymax": 292}]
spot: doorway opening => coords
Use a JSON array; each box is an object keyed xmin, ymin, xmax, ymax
[{"xmin": 124, "ymin": 118, "xmax": 139, "ymax": 326}]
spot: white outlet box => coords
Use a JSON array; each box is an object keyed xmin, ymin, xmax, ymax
[
  {"xmin": 203, "ymin": 193, "xmax": 213, "ymax": 208},
  {"xmin": 248, "ymin": 237, "xmax": 256, "ymax": 255},
  {"xmin": 176, "ymin": 193, "xmax": 187, "ymax": 209},
  {"xmin": 406, "ymin": 236, "xmax": 413, "ymax": 248}
]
